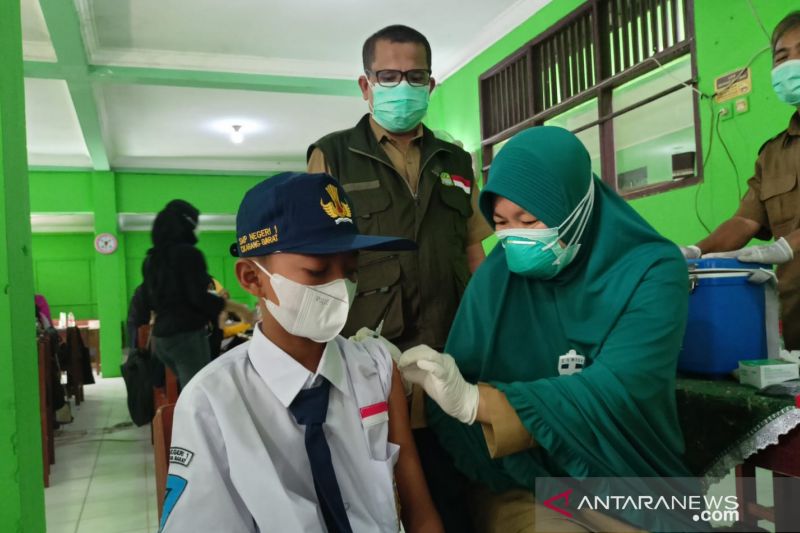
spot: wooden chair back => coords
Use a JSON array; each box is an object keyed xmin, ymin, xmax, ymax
[{"xmin": 153, "ymin": 403, "xmax": 176, "ymax": 523}]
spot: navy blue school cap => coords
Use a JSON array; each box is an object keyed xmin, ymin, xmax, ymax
[{"xmin": 231, "ymin": 172, "xmax": 416, "ymax": 257}]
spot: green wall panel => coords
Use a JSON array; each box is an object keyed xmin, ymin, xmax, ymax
[
  {"xmin": 29, "ymin": 170, "xmax": 93, "ymax": 212},
  {"xmin": 116, "ymin": 172, "xmax": 267, "ymax": 213},
  {"xmin": 35, "ymin": 259, "xmax": 96, "ymax": 318},
  {"xmin": 32, "ymin": 234, "xmax": 97, "ymax": 320}
]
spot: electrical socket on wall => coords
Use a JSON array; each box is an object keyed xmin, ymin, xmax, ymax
[
  {"xmin": 718, "ymin": 103, "xmax": 734, "ymax": 121},
  {"xmin": 734, "ymin": 97, "xmax": 749, "ymax": 115}
]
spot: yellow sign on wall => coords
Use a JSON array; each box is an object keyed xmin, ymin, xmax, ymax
[{"xmin": 714, "ymin": 68, "xmax": 752, "ymax": 103}]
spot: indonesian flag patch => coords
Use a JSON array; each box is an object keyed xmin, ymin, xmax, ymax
[
  {"xmin": 439, "ymin": 172, "xmax": 471, "ymax": 195},
  {"xmin": 360, "ymin": 401, "xmax": 389, "ymax": 427}
]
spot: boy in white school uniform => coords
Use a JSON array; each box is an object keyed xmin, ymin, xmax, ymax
[{"xmin": 160, "ymin": 172, "xmax": 443, "ymax": 533}]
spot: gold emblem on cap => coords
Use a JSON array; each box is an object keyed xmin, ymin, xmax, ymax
[{"xmin": 320, "ymin": 184, "xmax": 353, "ymax": 225}]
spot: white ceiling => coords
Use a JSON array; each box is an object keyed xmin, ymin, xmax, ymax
[
  {"xmin": 20, "ymin": 0, "xmax": 56, "ymax": 61},
  {"xmin": 101, "ymin": 84, "xmax": 368, "ymax": 171},
  {"xmin": 76, "ymin": 0, "xmax": 544, "ymax": 78},
  {"xmin": 24, "ymin": 78, "xmax": 92, "ymax": 167},
  {"xmin": 19, "ymin": 0, "xmax": 552, "ymax": 172}
]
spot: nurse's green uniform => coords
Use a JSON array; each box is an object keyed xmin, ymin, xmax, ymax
[{"xmin": 428, "ymin": 127, "xmax": 696, "ymax": 531}]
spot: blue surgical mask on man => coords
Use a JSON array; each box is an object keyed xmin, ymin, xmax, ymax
[
  {"xmin": 370, "ymin": 81, "xmax": 430, "ymax": 133},
  {"xmin": 772, "ymin": 59, "xmax": 800, "ymax": 106}
]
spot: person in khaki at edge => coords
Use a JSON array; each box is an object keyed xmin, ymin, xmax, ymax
[
  {"xmin": 308, "ymin": 24, "xmax": 492, "ymax": 532},
  {"xmin": 681, "ymin": 11, "xmax": 800, "ymax": 351}
]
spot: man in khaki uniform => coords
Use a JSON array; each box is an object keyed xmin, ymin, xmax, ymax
[
  {"xmin": 308, "ymin": 24, "xmax": 492, "ymax": 532},
  {"xmin": 308, "ymin": 26, "xmax": 491, "ymax": 354},
  {"xmin": 682, "ymin": 12, "xmax": 800, "ymax": 350}
]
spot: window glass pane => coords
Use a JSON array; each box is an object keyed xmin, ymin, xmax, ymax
[
  {"xmin": 613, "ymin": 86, "xmax": 696, "ymax": 193},
  {"xmin": 613, "ymin": 55, "xmax": 691, "ymax": 110},
  {"xmin": 544, "ymin": 98, "xmax": 598, "ymax": 131},
  {"xmin": 545, "ymin": 99, "xmax": 601, "ymax": 176},
  {"xmin": 575, "ymin": 126, "xmax": 602, "ymax": 178}
]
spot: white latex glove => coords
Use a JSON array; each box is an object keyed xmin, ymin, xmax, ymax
[
  {"xmin": 349, "ymin": 327, "xmax": 410, "ymax": 395},
  {"xmin": 349, "ymin": 327, "xmax": 401, "ymax": 362},
  {"xmin": 737, "ymin": 238, "xmax": 794, "ymax": 264},
  {"xmin": 679, "ymin": 245, "xmax": 702, "ymax": 259},
  {"xmin": 705, "ymin": 238, "xmax": 794, "ymax": 265},
  {"xmin": 398, "ymin": 345, "xmax": 479, "ymax": 424}
]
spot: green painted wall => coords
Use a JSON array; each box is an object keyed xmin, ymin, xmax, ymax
[
  {"xmin": 32, "ymin": 234, "xmax": 97, "ymax": 319},
  {"xmin": 29, "ymin": 171, "xmax": 93, "ymax": 212},
  {"xmin": 116, "ymin": 173, "xmax": 262, "ymax": 213},
  {"xmin": 426, "ymin": 0, "xmax": 793, "ymax": 247},
  {"xmin": 0, "ymin": 0, "xmax": 46, "ymax": 529}
]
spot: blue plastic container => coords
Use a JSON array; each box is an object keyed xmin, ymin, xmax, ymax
[{"xmin": 679, "ymin": 258, "xmax": 767, "ymax": 376}]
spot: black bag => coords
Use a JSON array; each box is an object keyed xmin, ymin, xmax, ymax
[{"xmin": 120, "ymin": 349, "xmax": 155, "ymax": 426}]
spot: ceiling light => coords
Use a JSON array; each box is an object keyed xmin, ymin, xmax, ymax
[{"xmin": 230, "ymin": 125, "xmax": 244, "ymax": 144}]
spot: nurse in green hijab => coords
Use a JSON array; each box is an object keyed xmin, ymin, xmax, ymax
[{"xmin": 398, "ymin": 127, "xmax": 695, "ymax": 532}]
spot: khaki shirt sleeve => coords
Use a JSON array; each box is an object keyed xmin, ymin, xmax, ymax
[
  {"xmin": 467, "ymin": 181, "xmax": 494, "ymax": 245},
  {"xmin": 307, "ymin": 147, "xmax": 332, "ymax": 174},
  {"xmin": 478, "ymin": 383, "xmax": 536, "ymax": 458},
  {"xmin": 734, "ymin": 156, "xmax": 769, "ymax": 228}
]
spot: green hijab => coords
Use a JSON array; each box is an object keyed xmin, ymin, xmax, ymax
[{"xmin": 428, "ymin": 127, "xmax": 694, "ymax": 529}]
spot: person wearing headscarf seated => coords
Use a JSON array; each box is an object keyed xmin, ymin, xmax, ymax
[{"xmin": 398, "ymin": 127, "xmax": 695, "ymax": 532}]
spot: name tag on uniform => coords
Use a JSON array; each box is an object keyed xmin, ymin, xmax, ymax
[
  {"xmin": 360, "ymin": 401, "xmax": 389, "ymax": 427},
  {"xmin": 558, "ymin": 350, "xmax": 585, "ymax": 376}
]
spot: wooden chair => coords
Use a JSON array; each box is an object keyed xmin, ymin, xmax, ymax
[
  {"xmin": 65, "ymin": 327, "xmax": 85, "ymax": 405},
  {"xmin": 37, "ymin": 335, "xmax": 54, "ymax": 487},
  {"xmin": 153, "ymin": 403, "xmax": 176, "ymax": 523},
  {"xmin": 153, "ymin": 366, "xmax": 179, "ymax": 412}
]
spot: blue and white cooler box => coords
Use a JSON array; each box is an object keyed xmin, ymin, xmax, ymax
[{"xmin": 679, "ymin": 258, "xmax": 780, "ymax": 376}]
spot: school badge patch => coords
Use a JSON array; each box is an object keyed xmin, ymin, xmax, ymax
[
  {"xmin": 169, "ymin": 447, "xmax": 195, "ymax": 467},
  {"xmin": 320, "ymin": 184, "xmax": 353, "ymax": 224}
]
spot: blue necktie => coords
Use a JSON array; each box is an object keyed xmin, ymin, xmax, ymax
[{"xmin": 289, "ymin": 379, "xmax": 353, "ymax": 533}]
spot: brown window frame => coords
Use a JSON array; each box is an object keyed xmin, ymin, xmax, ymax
[{"xmin": 479, "ymin": 0, "xmax": 702, "ymax": 201}]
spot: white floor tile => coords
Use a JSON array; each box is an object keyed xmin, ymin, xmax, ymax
[
  {"xmin": 76, "ymin": 511, "xmax": 148, "ymax": 533},
  {"xmin": 45, "ymin": 519, "xmax": 78, "ymax": 533},
  {"xmin": 45, "ymin": 502, "xmax": 84, "ymax": 524},
  {"xmin": 45, "ymin": 477, "xmax": 91, "ymax": 507},
  {"xmin": 81, "ymin": 496, "xmax": 148, "ymax": 520}
]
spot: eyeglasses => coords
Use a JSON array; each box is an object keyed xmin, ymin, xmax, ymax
[{"xmin": 366, "ymin": 69, "xmax": 432, "ymax": 87}]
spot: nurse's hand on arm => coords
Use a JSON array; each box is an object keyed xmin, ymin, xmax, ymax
[
  {"xmin": 398, "ymin": 346, "xmax": 479, "ymax": 424},
  {"xmin": 387, "ymin": 363, "xmax": 444, "ymax": 533},
  {"xmin": 399, "ymin": 346, "xmax": 535, "ymax": 458}
]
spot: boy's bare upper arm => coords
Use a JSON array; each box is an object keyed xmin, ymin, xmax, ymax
[{"xmin": 387, "ymin": 362, "xmax": 412, "ymax": 446}]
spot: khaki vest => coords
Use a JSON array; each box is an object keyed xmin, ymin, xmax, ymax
[{"xmin": 309, "ymin": 114, "xmax": 475, "ymax": 350}]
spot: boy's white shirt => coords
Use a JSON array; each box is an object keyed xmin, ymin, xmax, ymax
[{"xmin": 160, "ymin": 325, "xmax": 399, "ymax": 533}]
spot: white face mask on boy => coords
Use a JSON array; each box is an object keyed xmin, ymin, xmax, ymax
[{"xmin": 251, "ymin": 260, "xmax": 357, "ymax": 343}]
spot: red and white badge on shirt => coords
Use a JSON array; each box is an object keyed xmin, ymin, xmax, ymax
[
  {"xmin": 439, "ymin": 171, "xmax": 472, "ymax": 195},
  {"xmin": 360, "ymin": 402, "xmax": 389, "ymax": 427}
]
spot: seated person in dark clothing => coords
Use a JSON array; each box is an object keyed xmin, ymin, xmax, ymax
[
  {"xmin": 143, "ymin": 200, "xmax": 238, "ymax": 387},
  {"xmin": 209, "ymin": 278, "xmax": 255, "ymax": 358}
]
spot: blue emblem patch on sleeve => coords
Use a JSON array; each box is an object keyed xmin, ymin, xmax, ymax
[{"xmin": 159, "ymin": 474, "xmax": 188, "ymax": 531}]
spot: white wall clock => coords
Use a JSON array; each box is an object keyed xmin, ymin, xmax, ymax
[{"xmin": 94, "ymin": 232, "xmax": 118, "ymax": 255}]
